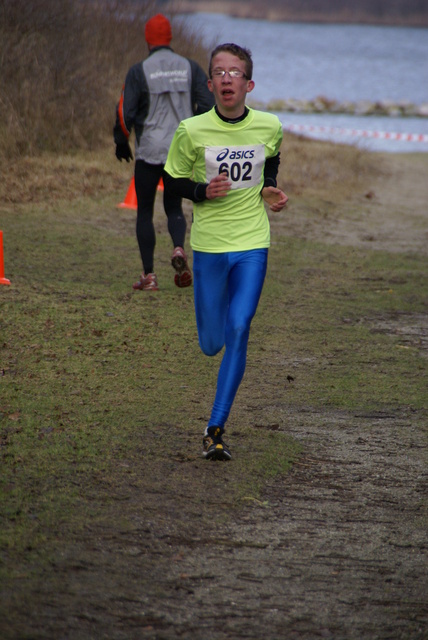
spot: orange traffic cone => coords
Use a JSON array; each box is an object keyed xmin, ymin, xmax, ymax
[
  {"xmin": 118, "ymin": 176, "xmax": 137, "ymax": 209},
  {"xmin": 0, "ymin": 230, "xmax": 11, "ymax": 286},
  {"xmin": 117, "ymin": 176, "xmax": 164, "ymax": 209}
]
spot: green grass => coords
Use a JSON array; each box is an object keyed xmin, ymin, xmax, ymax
[
  {"xmin": 1, "ymin": 152, "xmax": 427, "ymax": 571},
  {"xmin": 0, "ymin": 190, "xmax": 300, "ymax": 557},
  {"xmin": 260, "ymin": 238, "xmax": 427, "ymax": 411}
]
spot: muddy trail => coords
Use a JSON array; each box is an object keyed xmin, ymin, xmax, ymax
[
  {"xmin": 6, "ymin": 407, "xmax": 425, "ymax": 640},
  {"xmin": 2, "ymin": 152, "xmax": 428, "ymax": 640}
]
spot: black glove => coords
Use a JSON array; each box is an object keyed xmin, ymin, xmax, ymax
[{"xmin": 115, "ymin": 142, "xmax": 133, "ymax": 163}]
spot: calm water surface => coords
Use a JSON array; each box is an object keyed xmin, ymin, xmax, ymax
[{"xmin": 178, "ymin": 12, "xmax": 428, "ymax": 152}]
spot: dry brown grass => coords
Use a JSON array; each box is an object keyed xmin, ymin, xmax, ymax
[
  {"xmin": 0, "ymin": 151, "xmax": 124, "ymax": 204},
  {"xmin": 278, "ymin": 131, "xmax": 378, "ymax": 201},
  {"xmin": 0, "ymin": 0, "xmax": 212, "ymax": 160},
  {"xmin": 0, "ymin": 133, "xmax": 378, "ymax": 209}
]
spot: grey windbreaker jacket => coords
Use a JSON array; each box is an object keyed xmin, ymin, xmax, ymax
[{"xmin": 114, "ymin": 46, "xmax": 214, "ymax": 164}]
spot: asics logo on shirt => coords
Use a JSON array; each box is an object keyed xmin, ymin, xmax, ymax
[
  {"xmin": 216, "ymin": 148, "xmax": 255, "ymax": 161},
  {"xmin": 206, "ymin": 145, "xmax": 265, "ymax": 190}
]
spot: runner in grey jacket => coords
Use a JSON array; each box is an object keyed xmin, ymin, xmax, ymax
[{"xmin": 114, "ymin": 14, "xmax": 214, "ymax": 291}]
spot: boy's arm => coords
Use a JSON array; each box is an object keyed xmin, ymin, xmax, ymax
[
  {"xmin": 163, "ymin": 171, "xmax": 231, "ymax": 202},
  {"xmin": 163, "ymin": 172, "xmax": 208, "ymax": 202},
  {"xmin": 263, "ymin": 153, "xmax": 280, "ymax": 188}
]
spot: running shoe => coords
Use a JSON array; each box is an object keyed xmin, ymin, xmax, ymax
[
  {"xmin": 202, "ymin": 426, "xmax": 231, "ymax": 461},
  {"xmin": 132, "ymin": 272, "xmax": 159, "ymax": 291},
  {"xmin": 171, "ymin": 247, "xmax": 192, "ymax": 288}
]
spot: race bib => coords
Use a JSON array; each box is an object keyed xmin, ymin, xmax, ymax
[{"xmin": 205, "ymin": 145, "xmax": 265, "ymax": 190}]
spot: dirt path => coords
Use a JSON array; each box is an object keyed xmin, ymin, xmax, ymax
[
  {"xmin": 15, "ymin": 414, "xmax": 425, "ymax": 640},
  {"xmin": 274, "ymin": 152, "xmax": 428, "ymax": 255},
  {"xmin": 170, "ymin": 409, "xmax": 427, "ymax": 639}
]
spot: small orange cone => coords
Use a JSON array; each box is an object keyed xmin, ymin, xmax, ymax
[
  {"xmin": 118, "ymin": 176, "xmax": 137, "ymax": 209},
  {"xmin": 117, "ymin": 176, "xmax": 164, "ymax": 209},
  {"xmin": 0, "ymin": 230, "xmax": 11, "ymax": 286}
]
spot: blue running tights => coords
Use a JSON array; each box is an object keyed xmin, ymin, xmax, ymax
[{"xmin": 193, "ymin": 249, "xmax": 268, "ymax": 430}]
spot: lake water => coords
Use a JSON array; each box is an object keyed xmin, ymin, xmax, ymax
[{"xmin": 177, "ymin": 12, "xmax": 428, "ymax": 152}]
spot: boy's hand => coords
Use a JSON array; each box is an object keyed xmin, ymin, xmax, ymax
[
  {"xmin": 206, "ymin": 173, "xmax": 232, "ymax": 199},
  {"xmin": 262, "ymin": 186, "xmax": 288, "ymax": 212}
]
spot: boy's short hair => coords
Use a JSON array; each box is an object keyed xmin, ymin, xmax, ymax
[{"xmin": 209, "ymin": 43, "xmax": 253, "ymax": 80}]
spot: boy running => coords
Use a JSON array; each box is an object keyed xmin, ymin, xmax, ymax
[{"xmin": 164, "ymin": 43, "xmax": 288, "ymax": 460}]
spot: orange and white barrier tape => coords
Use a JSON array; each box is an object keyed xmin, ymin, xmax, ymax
[{"xmin": 284, "ymin": 123, "xmax": 428, "ymax": 143}]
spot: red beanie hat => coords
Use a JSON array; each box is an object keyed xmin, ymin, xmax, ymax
[{"xmin": 145, "ymin": 14, "xmax": 172, "ymax": 46}]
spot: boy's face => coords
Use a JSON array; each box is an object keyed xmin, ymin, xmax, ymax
[{"xmin": 208, "ymin": 51, "xmax": 254, "ymax": 118}]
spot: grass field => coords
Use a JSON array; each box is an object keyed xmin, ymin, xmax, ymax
[{"xmin": 0, "ymin": 138, "xmax": 427, "ymax": 638}]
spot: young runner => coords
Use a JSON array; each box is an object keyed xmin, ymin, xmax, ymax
[{"xmin": 164, "ymin": 43, "xmax": 288, "ymax": 459}]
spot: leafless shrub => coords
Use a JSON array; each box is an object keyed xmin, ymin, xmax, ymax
[{"xmin": 0, "ymin": 0, "xmax": 212, "ymax": 159}]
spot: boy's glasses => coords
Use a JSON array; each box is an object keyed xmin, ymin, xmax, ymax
[{"xmin": 212, "ymin": 69, "xmax": 247, "ymax": 79}]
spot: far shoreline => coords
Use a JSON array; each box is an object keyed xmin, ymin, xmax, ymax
[{"xmin": 168, "ymin": 1, "xmax": 428, "ymax": 28}]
